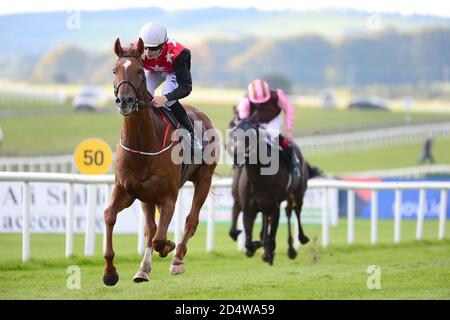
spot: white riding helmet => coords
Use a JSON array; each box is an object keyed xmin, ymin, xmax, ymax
[{"xmin": 139, "ymin": 22, "xmax": 168, "ymax": 48}]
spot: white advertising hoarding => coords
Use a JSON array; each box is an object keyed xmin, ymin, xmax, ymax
[{"xmin": 0, "ymin": 182, "xmax": 337, "ymax": 234}]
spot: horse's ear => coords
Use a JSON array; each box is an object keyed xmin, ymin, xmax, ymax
[
  {"xmin": 114, "ymin": 38, "xmax": 124, "ymax": 57},
  {"xmin": 137, "ymin": 37, "xmax": 145, "ymax": 56}
]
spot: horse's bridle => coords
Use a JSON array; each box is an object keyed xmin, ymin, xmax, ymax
[
  {"xmin": 113, "ymin": 54, "xmax": 150, "ymax": 113},
  {"xmin": 114, "ymin": 54, "xmax": 177, "ymax": 156}
]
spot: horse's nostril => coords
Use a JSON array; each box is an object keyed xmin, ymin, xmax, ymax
[{"xmin": 116, "ymin": 96, "xmax": 133, "ymax": 106}]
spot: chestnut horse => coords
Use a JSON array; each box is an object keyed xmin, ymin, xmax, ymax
[{"xmin": 103, "ymin": 38, "xmax": 218, "ymax": 286}]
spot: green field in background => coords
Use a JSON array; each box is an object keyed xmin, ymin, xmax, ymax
[
  {"xmin": 1, "ymin": 100, "xmax": 449, "ymax": 176},
  {"xmin": 1, "ymin": 101, "xmax": 449, "ymax": 155},
  {"xmin": 305, "ymin": 137, "xmax": 450, "ymax": 174},
  {"xmin": 0, "ymin": 220, "xmax": 448, "ymax": 299}
]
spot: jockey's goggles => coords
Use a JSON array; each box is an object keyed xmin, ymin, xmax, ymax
[{"xmin": 145, "ymin": 44, "xmax": 163, "ymax": 51}]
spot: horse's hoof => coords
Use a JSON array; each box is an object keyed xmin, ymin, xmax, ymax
[
  {"xmin": 103, "ymin": 271, "xmax": 119, "ymax": 286},
  {"xmin": 299, "ymin": 236, "xmax": 310, "ymax": 245},
  {"xmin": 288, "ymin": 247, "xmax": 297, "ymax": 259},
  {"xmin": 169, "ymin": 262, "xmax": 185, "ymax": 275},
  {"xmin": 158, "ymin": 240, "xmax": 176, "ymax": 258},
  {"xmin": 246, "ymin": 241, "xmax": 262, "ymax": 253},
  {"xmin": 245, "ymin": 250, "xmax": 255, "ymax": 257},
  {"xmin": 133, "ymin": 271, "xmax": 149, "ymax": 283},
  {"xmin": 261, "ymin": 251, "xmax": 275, "ymax": 265},
  {"xmin": 229, "ymin": 229, "xmax": 242, "ymax": 241},
  {"xmin": 254, "ymin": 241, "xmax": 263, "ymax": 249}
]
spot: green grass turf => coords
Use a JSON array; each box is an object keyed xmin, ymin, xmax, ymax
[
  {"xmin": 213, "ymin": 136, "xmax": 450, "ymax": 177},
  {"xmin": 1, "ymin": 100, "xmax": 449, "ymax": 177},
  {"xmin": 0, "ymin": 95, "xmax": 73, "ymax": 112},
  {"xmin": 1, "ymin": 101, "xmax": 450, "ymax": 156},
  {"xmin": 304, "ymin": 137, "xmax": 450, "ymax": 174},
  {"xmin": 0, "ymin": 220, "xmax": 449, "ymax": 299}
]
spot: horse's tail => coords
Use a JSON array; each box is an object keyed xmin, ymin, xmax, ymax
[{"xmin": 306, "ymin": 162, "xmax": 323, "ymax": 179}]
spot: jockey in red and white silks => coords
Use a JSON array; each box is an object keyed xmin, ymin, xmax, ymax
[{"xmin": 134, "ymin": 22, "xmax": 203, "ymax": 150}]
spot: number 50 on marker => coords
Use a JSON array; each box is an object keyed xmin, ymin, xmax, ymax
[{"xmin": 74, "ymin": 138, "xmax": 113, "ymax": 175}]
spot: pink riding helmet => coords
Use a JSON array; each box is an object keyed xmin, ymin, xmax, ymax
[{"xmin": 247, "ymin": 79, "xmax": 271, "ymax": 104}]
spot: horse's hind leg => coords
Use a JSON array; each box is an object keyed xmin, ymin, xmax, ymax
[
  {"xmin": 286, "ymin": 196, "xmax": 297, "ymax": 259},
  {"xmin": 103, "ymin": 184, "xmax": 135, "ymax": 286},
  {"xmin": 133, "ymin": 202, "xmax": 157, "ymax": 283},
  {"xmin": 294, "ymin": 194, "xmax": 310, "ymax": 245},
  {"xmin": 170, "ymin": 175, "xmax": 212, "ymax": 275}
]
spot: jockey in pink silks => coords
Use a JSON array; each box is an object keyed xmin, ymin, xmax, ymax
[{"xmin": 237, "ymin": 79, "xmax": 300, "ymax": 176}]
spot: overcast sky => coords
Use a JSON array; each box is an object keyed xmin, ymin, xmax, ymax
[{"xmin": 1, "ymin": 0, "xmax": 450, "ymax": 17}]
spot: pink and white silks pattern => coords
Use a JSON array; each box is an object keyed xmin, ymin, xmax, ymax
[
  {"xmin": 237, "ymin": 88, "xmax": 295, "ymax": 137},
  {"xmin": 248, "ymin": 79, "xmax": 271, "ymax": 104}
]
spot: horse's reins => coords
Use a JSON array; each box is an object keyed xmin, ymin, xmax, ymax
[{"xmin": 115, "ymin": 54, "xmax": 175, "ymax": 156}]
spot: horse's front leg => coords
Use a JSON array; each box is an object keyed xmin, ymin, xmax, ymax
[
  {"xmin": 229, "ymin": 167, "xmax": 243, "ymax": 241},
  {"xmin": 133, "ymin": 201, "xmax": 157, "ymax": 283},
  {"xmin": 262, "ymin": 207, "xmax": 280, "ymax": 265},
  {"xmin": 153, "ymin": 197, "xmax": 177, "ymax": 257},
  {"xmin": 243, "ymin": 208, "xmax": 261, "ymax": 257},
  {"xmin": 229, "ymin": 200, "xmax": 242, "ymax": 241},
  {"xmin": 103, "ymin": 184, "xmax": 135, "ymax": 286}
]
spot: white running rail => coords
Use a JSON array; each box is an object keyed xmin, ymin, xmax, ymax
[
  {"xmin": 0, "ymin": 154, "xmax": 76, "ymax": 173},
  {"xmin": 2, "ymin": 123, "xmax": 450, "ymax": 172},
  {"xmin": 296, "ymin": 121, "xmax": 450, "ymax": 155},
  {"xmin": 341, "ymin": 164, "xmax": 450, "ymax": 178},
  {"xmin": 0, "ymin": 172, "xmax": 448, "ymax": 261}
]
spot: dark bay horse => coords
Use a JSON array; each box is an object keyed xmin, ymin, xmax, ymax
[
  {"xmin": 229, "ymin": 117, "xmax": 317, "ymax": 264},
  {"xmin": 103, "ymin": 38, "xmax": 218, "ymax": 286}
]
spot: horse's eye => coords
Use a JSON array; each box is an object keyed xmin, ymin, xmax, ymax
[
  {"xmin": 112, "ymin": 69, "xmax": 117, "ymax": 75},
  {"xmin": 138, "ymin": 69, "xmax": 144, "ymax": 75}
]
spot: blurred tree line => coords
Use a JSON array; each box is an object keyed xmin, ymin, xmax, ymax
[{"xmin": 19, "ymin": 27, "xmax": 450, "ymax": 95}]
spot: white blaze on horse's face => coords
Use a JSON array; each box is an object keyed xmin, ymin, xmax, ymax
[{"xmin": 122, "ymin": 59, "xmax": 132, "ymax": 71}]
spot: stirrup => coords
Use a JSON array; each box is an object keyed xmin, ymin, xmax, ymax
[{"xmin": 188, "ymin": 134, "xmax": 207, "ymax": 162}]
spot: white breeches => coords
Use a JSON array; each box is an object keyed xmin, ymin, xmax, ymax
[
  {"xmin": 145, "ymin": 70, "xmax": 179, "ymax": 107},
  {"xmin": 259, "ymin": 114, "xmax": 283, "ymax": 142}
]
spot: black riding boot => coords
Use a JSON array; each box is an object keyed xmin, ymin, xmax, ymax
[
  {"xmin": 169, "ymin": 101, "xmax": 203, "ymax": 151},
  {"xmin": 279, "ymin": 135, "xmax": 300, "ymax": 178},
  {"xmin": 170, "ymin": 101, "xmax": 190, "ymax": 129},
  {"xmin": 289, "ymin": 146, "xmax": 301, "ymax": 178}
]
